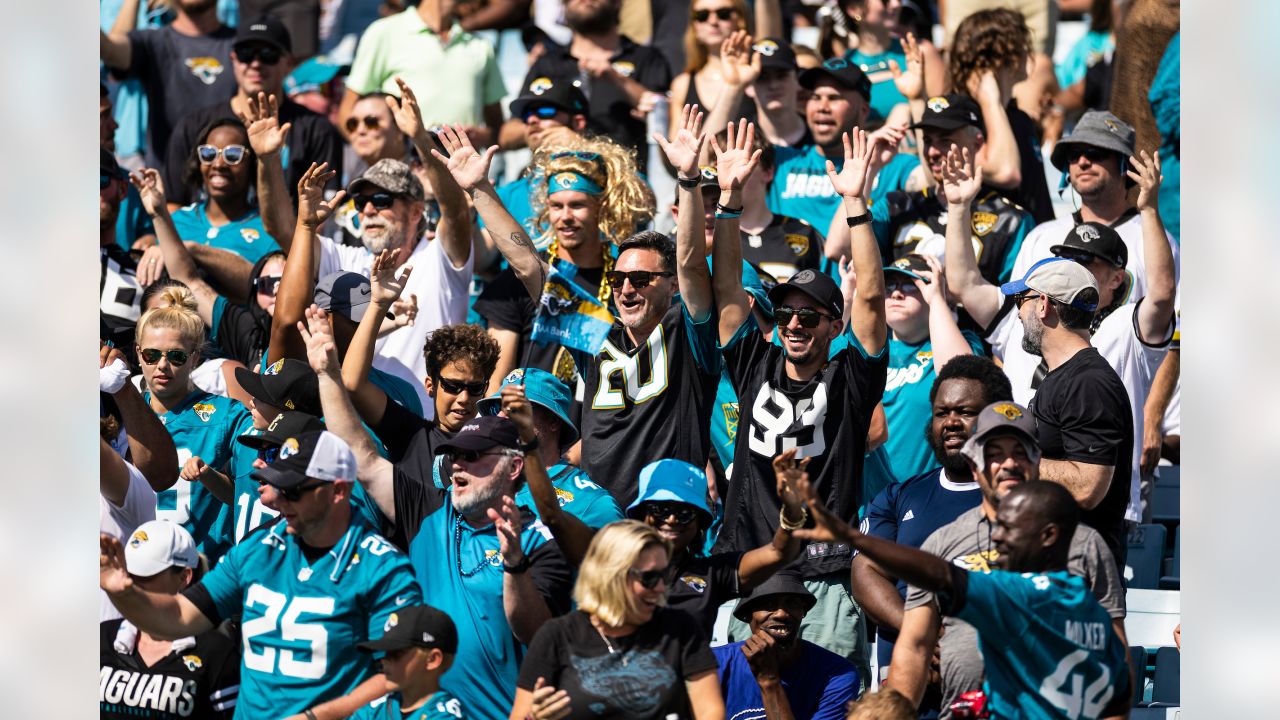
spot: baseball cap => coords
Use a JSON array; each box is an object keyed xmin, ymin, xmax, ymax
[
  {"xmin": 285, "ymin": 55, "xmax": 345, "ymax": 96},
  {"xmin": 357, "ymin": 605, "xmax": 459, "ymax": 654},
  {"xmin": 234, "ymin": 16, "xmax": 293, "ymax": 54},
  {"xmin": 234, "ymin": 358, "xmax": 321, "ymax": 415},
  {"xmin": 1050, "ymin": 222, "xmax": 1128, "ymax": 268},
  {"xmin": 884, "ymin": 254, "xmax": 932, "ymax": 283},
  {"xmin": 436, "ymin": 415, "xmax": 521, "ymax": 454},
  {"xmin": 959, "ymin": 401, "xmax": 1042, "ymax": 467},
  {"xmin": 237, "ymin": 410, "xmax": 326, "ymax": 451},
  {"xmin": 315, "ymin": 271, "xmax": 394, "ymax": 323},
  {"xmin": 251, "ymin": 430, "xmax": 357, "ymax": 489},
  {"xmin": 101, "ymin": 148, "xmax": 126, "ymax": 179},
  {"xmin": 476, "ymin": 368, "xmax": 580, "ymax": 448},
  {"xmin": 626, "ymin": 459, "xmax": 712, "ymax": 525},
  {"xmin": 752, "ymin": 38, "xmax": 798, "ymax": 73},
  {"xmin": 509, "ymin": 76, "xmax": 590, "ymax": 120},
  {"xmin": 125, "ymin": 520, "xmax": 199, "ymax": 578},
  {"xmin": 347, "ymin": 158, "xmax": 425, "ymax": 203},
  {"xmin": 910, "ymin": 95, "xmax": 983, "ymax": 132},
  {"xmin": 1050, "ymin": 110, "xmax": 1135, "ymax": 171},
  {"xmin": 732, "ymin": 572, "xmax": 816, "ymax": 622},
  {"xmin": 799, "ymin": 57, "xmax": 871, "ymax": 100},
  {"xmin": 767, "ymin": 269, "xmax": 844, "ymax": 318},
  {"xmin": 999, "ymin": 257, "xmax": 1099, "ymax": 312}
]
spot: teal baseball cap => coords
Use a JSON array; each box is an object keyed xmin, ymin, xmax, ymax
[
  {"xmin": 626, "ymin": 459, "xmax": 712, "ymax": 526},
  {"xmin": 476, "ymin": 368, "xmax": 579, "ymax": 447},
  {"xmin": 285, "ymin": 56, "xmax": 344, "ymax": 96}
]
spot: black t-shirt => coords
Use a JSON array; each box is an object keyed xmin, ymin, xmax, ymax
[
  {"xmin": 372, "ymin": 396, "xmax": 454, "ymax": 546},
  {"xmin": 1029, "ymin": 347, "xmax": 1134, "ymax": 567},
  {"xmin": 741, "ymin": 214, "xmax": 826, "ymax": 283},
  {"xmin": 649, "ymin": 0, "xmax": 690, "ymax": 79},
  {"xmin": 100, "ymin": 619, "xmax": 240, "ymax": 720},
  {"xmin": 162, "ymin": 98, "xmax": 344, "ymax": 206},
  {"xmin": 667, "ymin": 552, "xmax": 743, "ymax": 636},
  {"xmin": 882, "ymin": 187, "xmax": 1030, "ymax": 286},
  {"xmin": 1001, "ymin": 103, "xmax": 1055, "ymax": 224},
  {"xmin": 124, "ymin": 25, "xmax": 238, "ymax": 164},
  {"xmin": 101, "ymin": 245, "xmax": 142, "ymax": 348},
  {"xmin": 715, "ymin": 326, "xmax": 888, "ymax": 577},
  {"xmin": 523, "ymin": 37, "xmax": 672, "ymax": 170},
  {"xmin": 517, "ymin": 608, "xmax": 718, "ymax": 720}
]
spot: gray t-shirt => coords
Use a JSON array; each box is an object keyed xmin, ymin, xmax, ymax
[{"xmin": 902, "ymin": 505, "xmax": 1125, "ymax": 719}]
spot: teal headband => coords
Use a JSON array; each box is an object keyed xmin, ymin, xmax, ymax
[{"xmin": 548, "ymin": 171, "xmax": 603, "ymax": 197}]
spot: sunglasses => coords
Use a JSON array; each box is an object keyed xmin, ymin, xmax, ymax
[
  {"xmin": 628, "ymin": 567, "xmax": 669, "ymax": 590},
  {"xmin": 523, "ymin": 105, "xmax": 561, "ymax": 122},
  {"xmin": 254, "ymin": 275, "xmax": 283, "ymax": 297},
  {"xmin": 606, "ymin": 270, "xmax": 674, "ymax": 290},
  {"xmin": 352, "ymin": 192, "xmax": 397, "ymax": 211},
  {"xmin": 550, "ymin": 150, "xmax": 601, "ymax": 162},
  {"xmin": 450, "ymin": 449, "xmax": 508, "ymax": 463},
  {"xmin": 436, "ymin": 376, "xmax": 488, "ymax": 396},
  {"xmin": 1067, "ymin": 147, "xmax": 1115, "ymax": 164},
  {"xmin": 1014, "ymin": 292, "xmax": 1044, "ymax": 308},
  {"xmin": 100, "ymin": 172, "xmax": 120, "ymax": 190},
  {"xmin": 641, "ymin": 502, "xmax": 700, "ymax": 526},
  {"xmin": 258, "ymin": 446, "xmax": 282, "ymax": 465},
  {"xmin": 138, "ymin": 348, "xmax": 191, "ymax": 366},
  {"xmin": 234, "ymin": 44, "xmax": 283, "ymax": 66},
  {"xmin": 775, "ymin": 305, "xmax": 834, "ymax": 328},
  {"xmin": 694, "ymin": 8, "xmax": 737, "ymax": 22},
  {"xmin": 197, "ymin": 144, "xmax": 248, "ymax": 165},
  {"xmin": 275, "ymin": 482, "xmax": 327, "ymax": 502},
  {"xmin": 884, "ymin": 277, "xmax": 922, "ymax": 294},
  {"xmin": 344, "ymin": 115, "xmax": 383, "ymax": 134}
]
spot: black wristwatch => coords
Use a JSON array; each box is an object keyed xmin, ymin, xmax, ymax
[
  {"xmin": 518, "ymin": 437, "xmax": 540, "ymax": 454},
  {"xmin": 503, "ymin": 555, "xmax": 532, "ymax": 574}
]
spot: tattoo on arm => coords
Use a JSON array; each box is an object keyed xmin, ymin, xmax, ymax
[{"xmin": 511, "ymin": 232, "xmax": 547, "ymax": 288}]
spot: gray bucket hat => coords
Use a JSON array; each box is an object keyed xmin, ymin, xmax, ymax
[{"xmin": 1050, "ymin": 110, "xmax": 1135, "ymax": 171}]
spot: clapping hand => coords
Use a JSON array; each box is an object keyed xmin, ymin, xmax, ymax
[
  {"xmin": 431, "ymin": 124, "xmax": 498, "ymax": 193},
  {"xmin": 771, "ymin": 448, "xmax": 809, "ymax": 519},
  {"xmin": 487, "ymin": 495, "xmax": 526, "ymax": 567},
  {"xmin": 129, "ymin": 168, "xmax": 168, "ymax": 218},
  {"xmin": 790, "ymin": 471, "xmax": 859, "ymax": 546},
  {"xmin": 386, "ymin": 77, "xmax": 434, "ymax": 149},
  {"xmin": 100, "ymin": 533, "xmax": 132, "ymax": 594},
  {"xmin": 653, "ymin": 103, "xmax": 708, "ymax": 179}
]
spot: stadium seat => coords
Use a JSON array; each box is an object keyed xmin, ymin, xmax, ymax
[
  {"xmin": 1126, "ymin": 524, "xmax": 1167, "ymax": 589},
  {"xmin": 1149, "ymin": 646, "xmax": 1180, "ymax": 706},
  {"xmin": 1129, "ymin": 646, "xmax": 1148, "ymax": 706},
  {"xmin": 1160, "ymin": 526, "xmax": 1181, "ymax": 589},
  {"xmin": 1150, "ymin": 467, "xmax": 1181, "ymax": 524}
]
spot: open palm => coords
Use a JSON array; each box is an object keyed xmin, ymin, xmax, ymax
[
  {"xmin": 369, "ymin": 249, "xmax": 411, "ymax": 305},
  {"xmin": 296, "ymin": 162, "xmax": 345, "ymax": 228},
  {"xmin": 825, "ymin": 129, "xmax": 878, "ymax": 199},
  {"xmin": 721, "ymin": 30, "xmax": 761, "ymax": 87},
  {"xmin": 654, "ymin": 103, "xmax": 706, "ymax": 177},
  {"xmin": 1127, "ymin": 150, "xmax": 1162, "ymax": 212},
  {"xmin": 433, "ymin": 124, "xmax": 496, "ymax": 192},
  {"xmin": 939, "ymin": 145, "xmax": 982, "ymax": 207},
  {"xmin": 386, "ymin": 77, "xmax": 426, "ymax": 142},
  {"xmin": 240, "ymin": 92, "xmax": 291, "ymax": 157},
  {"xmin": 713, "ymin": 118, "xmax": 762, "ymax": 192}
]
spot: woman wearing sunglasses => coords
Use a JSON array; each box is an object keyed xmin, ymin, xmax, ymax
[
  {"xmin": 171, "ymin": 117, "xmax": 280, "ymax": 264},
  {"xmin": 511, "ymin": 521, "xmax": 726, "ymax": 720}
]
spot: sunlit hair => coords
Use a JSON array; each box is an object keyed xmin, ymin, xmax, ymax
[
  {"xmin": 136, "ymin": 289, "xmax": 205, "ymax": 353},
  {"xmin": 143, "ymin": 283, "xmax": 199, "ymax": 314},
  {"xmin": 531, "ymin": 134, "xmax": 655, "ymax": 248},
  {"xmin": 574, "ymin": 521, "xmax": 670, "ymax": 628},
  {"xmin": 683, "ymin": 0, "xmax": 751, "ymax": 74},
  {"xmin": 948, "ymin": 8, "xmax": 1032, "ymax": 94},
  {"xmin": 845, "ymin": 688, "xmax": 916, "ymax": 720}
]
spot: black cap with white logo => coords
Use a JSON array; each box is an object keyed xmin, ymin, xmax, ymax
[
  {"xmin": 358, "ymin": 605, "xmax": 459, "ymax": 654},
  {"xmin": 1050, "ymin": 222, "xmax": 1128, "ymax": 268}
]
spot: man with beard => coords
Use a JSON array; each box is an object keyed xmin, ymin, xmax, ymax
[
  {"xmin": 714, "ymin": 574, "xmax": 861, "ymax": 720},
  {"xmin": 515, "ymin": 0, "xmax": 672, "ymax": 169},
  {"xmin": 853, "ymin": 356, "xmax": 1012, "ymax": 674}
]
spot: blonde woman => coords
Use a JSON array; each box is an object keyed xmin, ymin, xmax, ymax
[{"xmin": 510, "ymin": 521, "xmax": 725, "ymax": 720}]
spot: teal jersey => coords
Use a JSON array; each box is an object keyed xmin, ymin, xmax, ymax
[
  {"xmin": 197, "ymin": 517, "xmax": 423, "ymax": 719},
  {"xmin": 846, "ymin": 40, "xmax": 908, "ymax": 121},
  {"xmin": 954, "ymin": 570, "xmax": 1128, "ymax": 720},
  {"xmin": 513, "ymin": 463, "xmax": 624, "ymax": 529},
  {"xmin": 478, "ymin": 174, "xmax": 546, "ymax": 247},
  {"xmin": 149, "ymin": 390, "xmax": 253, "ymax": 562},
  {"xmin": 371, "ymin": 366, "xmax": 425, "ymax": 418},
  {"xmin": 710, "ymin": 369, "xmax": 741, "ymax": 469},
  {"xmin": 1056, "ymin": 30, "xmax": 1113, "ymax": 90},
  {"xmin": 351, "ymin": 691, "xmax": 465, "ymax": 720},
  {"xmin": 869, "ymin": 152, "xmax": 920, "ymax": 207},
  {"xmin": 768, "ymin": 144, "xmax": 843, "ymax": 234},
  {"xmin": 171, "ymin": 202, "xmax": 279, "ymax": 264}
]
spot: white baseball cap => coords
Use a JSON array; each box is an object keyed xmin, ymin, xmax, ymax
[
  {"xmin": 999, "ymin": 257, "xmax": 1099, "ymax": 312},
  {"xmin": 125, "ymin": 520, "xmax": 199, "ymax": 578}
]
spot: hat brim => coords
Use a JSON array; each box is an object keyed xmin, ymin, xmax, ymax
[
  {"xmin": 798, "ymin": 67, "xmax": 861, "ymax": 94},
  {"xmin": 251, "ymin": 464, "xmax": 309, "ymax": 489},
  {"xmin": 1049, "ymin": 137, "xmax": 1131, "ymax": 172},
  {"xmin": 766, "ymin": 283, "xmax": 841, "ymax": 317},
  {"xmin": 476, "ymin": 396, "xmax": 580, "ymax": 448},
  {"xmin": 732, "ymin": 590, "xmax": 818, "ymax": 622},
  {"xmin": 233, "ymin": 367, "xmax": 281, "ymax": 408},
  {"xmin": 624, "ymin": 492, "xmax": 713, "ymax": 527},
  {"xmin": 509, "ymin": 95, "xmax": 579, "ymax": 120},
  {"xmin": 236, "ymin": 432, "xmax": 281, "ymax": 451},
  {"xmin": 346, "ymin": 176, "xmax": 404, "ymax": 197},
  {"xmin": 963, "ymin": 427, "xmax": 1042, "ymax": 467},
  {"xmin": 998, "ymin": 277, "xmax": 1030, "ymax": 296},
  {"xmin": 436, "ymin": 434, "xmax": 509, "ymax": 455},
  {"xmin": 883, "ymin": 267, "xmax": 928, "ymax": 283},
  {"xmin": 908, "ymin": 116, "xmax": 979, "ymax": 132},
  {"xmin": 1048, "ymin": 244, "xmax": 1123, "ymax": 268},
  {"xmin": 234, "ymin": 37, "xmax": 290, "ymax": 54},
  {"xmin": 356, "ymin": 636, "xmax": 414, "ymax": 653}
]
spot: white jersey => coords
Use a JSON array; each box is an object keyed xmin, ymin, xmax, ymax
[{"xmin": 100, "ymin": 460, "xmax": 157, "ymax": 621}]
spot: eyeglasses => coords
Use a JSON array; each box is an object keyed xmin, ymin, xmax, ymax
[
  {"xmin": 344, "ymin": 115, "xmax": 383, "ymax": 134},
  {"xmin": 1014, "ymin": 292, "xmax": 1044, "ymax": 308},
  {"xmin": 275, "ymin": 482, "xmax": 328, "ymax": 502},
  {"xmin": 352, "ymin": 192, "xmax": 397, "ymax": 211},
  {"xmin": 550, "ymin": 150, "xmax": 601, "ymax": 162},
  {"xmin": 254, "ymin": 275, "xmax": 283, "ymax": 296},
  {"xmin": 257, "ymin": 446, "xmax": 281, "ymax": 465},
  {"xmin": 450, "ymin": 449, "xmax": 508, "ymax": 463},
  {"xmin": 523, "ymin": 105, "xmax": 561, "ymax": 122},
  {"xmin": 641, "ymin": 502, "xmax": 700, "ymax": 526},
  {"xmin": 196, "ymin": 144, "xmax": 248, "ymax": 165},
  {"xmin": 884, "ymin": 277, "xmax": 921, "ymax": 294},
  {"xmin": 606, "ymin": 270, "xmax": 674, "ymax": 290},
  {"xmin": 1066, "ymin": 147, "xmax": 1115, "ymax": 165},
  {"xmin": 693, "ymin": 8, "xmax": 737, "ymax": 22},
  {"xmin": 138, "ymin": 348, "xmax": 191, "ymax": 366},
  {"xmin": 775, "ymin": 305, "xmax": 834, "ymax": 328},
  {"xmin": 234, "ymin": 44, "xmax": 283, "ymax": 66},
  {"xmin": 436, "ymin": 376, "xmax": 488, "ymax": 396},
  {"xmin": 628, "ymin": 567, "xmax": 669, "ymax": 590}
]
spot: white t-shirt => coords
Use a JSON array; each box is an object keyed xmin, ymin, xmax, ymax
[
  {"xmin": 100, "ymin": 460, "xmax": 157, "ymax": 621},
  {"xmin": 318, "ymin": 234, "xmax": 474, "ymax": 415},
  {"xmin": 987, "ymin": 301, "xmax": 1172, "ymax": 521}
]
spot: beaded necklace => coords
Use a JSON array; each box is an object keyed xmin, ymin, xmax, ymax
[{"xmin": 454, "ymin": 515, "xmax": 496, "ymax": 577}]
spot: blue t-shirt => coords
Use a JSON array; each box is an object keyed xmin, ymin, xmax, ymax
[
  {"xmin": 714, "ymin": 639, "xmax": 860, "ymax": 720},
  {"xmin": 513, "ymin": 463, "xmax": 623, "ymax": 529},
  {"xmin": 351, "ymin": 691, "xmax": 465, "ymax": 720},
  {"xmin": 951, "ymin": 570, "xmax": 1129, "ymax": 720},
  {"xmin": 847, "ymin": 41, "xmax": 908, "ymax": 122},
  {"xmin": 768, "ymin": 144, "xmax": 843, "ymax": 235},
  {"xmin": 171, "ymin": 202, "xmax": 278, "ymax": 264},
  {"xmin": 149, "ymin": 390, "xmax": 253, "ymax": 563},
  {"xmin": 198, "ymin": 517, "xmax": 422, "ymax": 719}
]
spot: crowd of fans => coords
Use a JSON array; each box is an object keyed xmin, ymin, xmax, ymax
[{"xmin": 99, "ymin": 0, "xmax": 1182, "ymax": 718}]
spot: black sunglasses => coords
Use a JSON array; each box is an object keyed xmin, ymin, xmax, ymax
[
  {"xmin": 606, "ymin": 270, "xmax": 674, "ymax": 290},
  {"xmin": 884, "ymin": 277, "xmax": 922, "ymax": 294},
  {"xmin": 275, "ymin": 482, "xmax": 327, "ymax": 502},
  {"xmin": 694, "ymin": 8, "xmax": 737, "ymax": 22},
  {"xmin": 100, "ymin": 172, "xmax": 120, "ymax": 190},
  {"xmin": 234, "ymin": 44, "xmax": 283, "ymax": 66},
  {"xmin": 197, "ymin": 144, "xmax": 248, "ymax": 165},
  {"xmin": 138, "ymin": 348, "xmax": 191, "ymax": 366},
  {"xmin": 254, "ymin": 275, "xmax": 282, "ymax": 297},
  {"xmin": 1014, "ymin": 292, "xmax": 1044, "ymax": 308},
  {"xmin": 450, "ymin": 449, "xmax": 508, "ymax": 463},
  {"xmin": 1066, "ymin": 147, "xmax": 1115, "ymax": 164},
  {"xmin": 436, "ymin": 376, "xmax": 487, "ymax": 396},
  {"xmin": 641, "ymin": 502, "xmax": 700, "ymax": 527},
  {"xmin": 257, "ymin": 446, "xmax": 281, "ymax": 465},
  {"xmin": 353, "ymin": 192, "xmax": 397, "ymax": 211},
  {"xmin": 629, "ymin": 567, "xmax": 669, "ymax": 590},
  {"xmin": 523, "ymin": 105, "xmax": 561, "ymax": 121},
  {"xmin": 775, "ymin": 305, "xmax": 834, "ymax": 328}
]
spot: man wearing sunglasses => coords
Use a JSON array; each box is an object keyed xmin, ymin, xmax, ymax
[
  {"xmin": 102, "ymin": 429, "xmax": 425, "ymax": 720},
  {"xmin": 160, "ymin": 16, "xmax": 344, "ymax": 209}
]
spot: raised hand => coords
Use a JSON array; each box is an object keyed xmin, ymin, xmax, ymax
[
  {"xmin": 837, "ymin": 254, "xmax": 858, "ymax": 297},
  {"xmin": 100, "ymin": 533, "xmax": 132, "ymax": 594},
  {"xmin": 653, "ymin": 103, "xmax": 707, "ymax": 179},
  {"xmin": 297, "ymin": 304, "xmax": 340, "ymax": 376},
  {"xmin": 866, "ymin": 121, "xmax": 907, "ymax": 170},
  {"xmin": 129, "ymin": 168, "xmax": 168, "ymax": 217},
  {"xmin": 296, "ymin": 162, "xmax": 346, "ymax": 229},
  {"xmin": 790, "ymin": 472, "xmax": 859, "ymax": 545},
  {"xmin": 530, "ymin": 677, "xmax": 572, "ymax": 720},
  {"xmin": 712, "ymin": 118, "xmax": 763, "ymax": 193},
  {"xmin": 388, "ymin": 293, "xmax": 418, "ymax": 329},
  {"xmin": 431, "ymin": 123, "xmax": 498, "ymax": 193},
  {"xmin": 771, "ymin": 448, "xmax": 809, "ymax": 517},
  {"xmin": 369, "ymin": 248, "xmax": 412, "ymax": 306},
  {"xmin": 938, "ymin": 144, "xmax": 983, "ymax": 208},
  {"xmin": 889, "ymin": 32, "xmax": 925, "ymax": 101},
  {"xmin": 386, "ymin": 77, "xmax": 429, "ymax": 146},
  {"xmin": 238, "ymin": 92, "xmax": 292, "ymax": 158},
  {"xmin": 721, "ymin": 30, "xmax": 761, "ymax": 87},
  {"xmin": 487, "ymin": 495, "xmax": 526, "ymax": 566},
  {"xmin": 825, "ymin": 128, "xmax": 879, "ymax": 200},
  {"xmin": 914, "ymin": 253, "xmax": 948, "ymax": 307},
  {"xmin": 501, "ymin": 383, "xmax": 537, "ymax": 442},
  {"xmin": 1127, "ymin": 149, "xmax": 1162, "ymax": 213}
]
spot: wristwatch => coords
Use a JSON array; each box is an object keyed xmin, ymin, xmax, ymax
[
  {"xmin": 503, "ymin": 555, "xmax": 532, "ymax": 574},
  {"xmin": 518, "ymin": 437, "xmax": 540, "ymax": 454}
]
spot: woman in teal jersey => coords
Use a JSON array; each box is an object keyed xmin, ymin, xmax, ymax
[{"xmin": 171, "ymin": 118, "xmax": 279, "ymax": 264}]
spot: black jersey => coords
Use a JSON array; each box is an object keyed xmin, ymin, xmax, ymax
[
  {"xmin": 714, "ymin": 325, "xmax": 888, "ymax": 578},
  {"xmin": 567, "ymin": 302, "xmax": 720, "ymax": 506},
  {"xmin": 100, "ymin": 619, "xmax": 239, "ymax": 719},
  {"xmin": 741, "ymin": 214, "xmax": 826, "ymax": 284}
]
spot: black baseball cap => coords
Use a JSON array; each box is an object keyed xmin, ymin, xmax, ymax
[
  {"xmin": 251, "ymin": 430, "xmax": 356, "ymax": 489},
  {"xmin": 1050, "ymin": 222, "xmax": 1128, "ymax": 268},
  {"xmin": 767, "ymin": 269, "xmax": 844, "ymax": 318},
  {"xmin": 234, "ymin": 16, "xmax": 293, "ymax": 54},
  {"xmin": 910, "ymin": 95, "xmax": 983, "ymax": 132},
  {"xmin": 799, "ymin": 58, "xmax": 871, "ymax": 101},
  {"xmin": 315, "ymin": 271, "xmax": 394, "ymax": 324},
  {"xmin": 237, "ymin": 411, "xmax": 326, "ymax": 451},
  {"xmin": 509, "ymin": 76, "xmax": 589, "ymax": 120},
  {"xmin": 436, "ymin": 416, "xmax": 521, "ymax": 454},
  {"xmin": 752, "ymin": 38, "xmax": 797, "ymax": 73},
  {"xmin": 732, "ymin": 572, "xmax": 816, "ymax": 622},
  {"xmin": 358, "ymin": 605, "xmax": 459, "ymax": 654},
  {"xmin": 234, "ymin": 359, "xmax": 321, "ymax": 416}
]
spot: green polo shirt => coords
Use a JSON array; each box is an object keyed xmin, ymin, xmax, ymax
[{"xmin": 346, "ymin": 9, "xmax": 505, "ymax": 127}]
